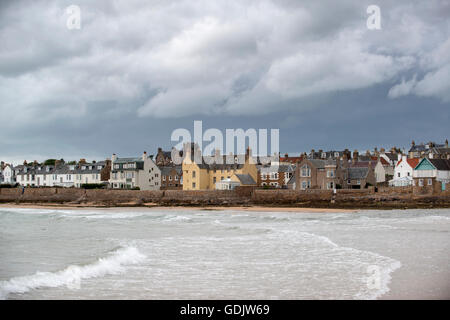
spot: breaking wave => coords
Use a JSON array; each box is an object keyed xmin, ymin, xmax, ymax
[{"xmin": 0, "ymin": 246, "xmax": 146, "ymax": 299}]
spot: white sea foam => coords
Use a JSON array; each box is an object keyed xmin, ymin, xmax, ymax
[
  {"xmin": 278, "ymin": 230, "xmax": 402, "ymax": 299},
  {"xmin": 0, "ymin": 246, "xmax": 146, "ymax": 300}
]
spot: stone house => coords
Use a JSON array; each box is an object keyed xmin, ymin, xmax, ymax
[
  {"xmin": 258, "ymin": 164, "xmax": 295, "ymax": 188},
  {"xmin": 409, "ymin": 140, "xmax": 450, "ymax": 159},
  {"xmin": 341, "ymin": 166, "xmax": 376, "ymax": 189},
  {"xmin": 159, "ymin": 165, "xmax": 183, "ymax": 190},
  {"xmin": 412, "ymin": 158, "xmax": 450, "ymax": 193},
  {"xmin": 295, "ymin": 159, "xmax": 338, "ymax": 190}
]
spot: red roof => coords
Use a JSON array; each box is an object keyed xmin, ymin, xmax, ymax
[
  {"xmin": 280, "ymin": 156, "xmax": 303, "ymax": 164},
  {"xmin": 371, "ymin": 156, "xmax": 390, "ymax": 166},
  {"xmin": 397, "ymin": 158, "xmax": 420, "ymax": 168}
]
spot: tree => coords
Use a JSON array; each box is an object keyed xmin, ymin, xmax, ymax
[{"xmin": 44, "ymin": 159, "xmax": 57, "ymax": 166}]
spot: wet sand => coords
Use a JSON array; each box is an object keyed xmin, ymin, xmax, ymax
[{"xmin": 0, "ymin": 203, "xmax": 356, "ymax": 213}]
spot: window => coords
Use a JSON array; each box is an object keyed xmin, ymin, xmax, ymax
[
  {"xmin": 163, "ymin": 176, "xmax": 166, "ymax": 181},
  {"xmin": 407, "ymin": 172, "xmax": 410, "ymax": 176},
  {"xmin": 356, "ymin": 180, "xmax": 361, "ymax": 185},
  {"xmin": 327, "ymin": 170, "xmax": 335, "ymax": 178},
  {"xmin": 301, "ymin": 165, "xmax": 310, "ymax": 177},
  {"xmin": 175, "ymin": 176, "xmax": 178, "ymax": 181},
  {"xmin": 192, "ymin": 182, "xmax": 196, "ymax": 188},
  {"xmin": 428, "ymin": 179, "xmax": 432, "ymax": 185},
  {"xmin": 192, "ymin": 171, "xmax": 196, "ymax": 178},
  {"xmin": 419, "ymin": 179, "xmax": 424, "ymax": 186},
  {"xmin": 169, "ymin": 176, "xmax": 172, "ymax": 181},
  {"xmin": 398, "ymin": 172, "xmax": 400, "ymax": 177},
  {"xmin": 213, "ymin": 177, "xmax": 217, "ymax": 183}
]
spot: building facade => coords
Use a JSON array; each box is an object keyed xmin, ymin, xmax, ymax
[{"xmin": 109, "ymin": 152, "xmax": 161, "ymax": 190}]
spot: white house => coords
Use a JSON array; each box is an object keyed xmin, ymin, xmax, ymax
[
  {"xmin": 109, "ymin": 152, "xmax": 161, "ymax": 190},
  {"xmin": 15, "ymin": 165, "xmax": 37, "ymax": 186},
  {"xmin": 1, "ymin": 164, "xmax": 15, "ymax": 184},
  {"xmin": 389, "ymin": 156, "xmax": 420, "ymax": 187},
  {"xmin": 74, "ymin": 161, "xmax": 110, "ymax": 187},
  {"xmin": 34, "ymin": 165, "xmax": 54, "ymax": 186}
]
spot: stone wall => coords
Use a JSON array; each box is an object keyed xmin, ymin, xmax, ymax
[{"xmin": 0, "ymin": 186, "xmax": 449, "ymax": 209}]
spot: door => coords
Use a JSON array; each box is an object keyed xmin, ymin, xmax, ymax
[{"xmin": 443, "ymin": 182, "xmax": 446, "ymax": 191}]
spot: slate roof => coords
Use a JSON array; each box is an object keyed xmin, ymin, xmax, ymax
[
  {"xmin": 114, "ymin": 157, "xmax": 143, "ymax": 164},
  {"xmin": 234, "ymin": 174, "xmax": 256, "ymax": 185},
  {"xmin": 347, "ymin": 167, "xmax": 369, "ymax": 180},
  {"xmin": 429, "ymin": 159, "xmax": 450, "ymax": 171},
  {"xmin": 306, "ymin": 159, "xmax": 336, "ymax": 169},
  {"xmin": 159, "ymin": 165, "xmax": 182, "ymax": 175}
]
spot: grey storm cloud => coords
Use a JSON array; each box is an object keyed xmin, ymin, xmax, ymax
[{"xmin": 0, "ymin": 0, "xmax": 449, "ymax": 163}]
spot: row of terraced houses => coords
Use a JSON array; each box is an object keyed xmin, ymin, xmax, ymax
[{"xmin": 1, "ymin": 140, "xmax": 450, "ymax": 192}]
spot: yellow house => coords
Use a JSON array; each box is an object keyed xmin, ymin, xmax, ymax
[{"xmin": 182, "ymin": 147, "xmax": 258, "ymax": 190}]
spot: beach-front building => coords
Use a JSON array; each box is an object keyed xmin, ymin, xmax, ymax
[
  {"xmin": 159, "ymin": 165, "xmax": 183, "ymax": 190},
  {"xmin": 258, "ymin": 164, "xmax": 295, "ymax": 188},
  {"xmin": 389, "ymin": 156, "xmax": 419, "ymax": 187},
  {"xmin": 1, "ymin": 164, "xmax": 15, "ymax": 184},
  {"xmin": 295, "ymin": 159, "xmax": 339, "ymax": 190},
  {"xmin": 182, "ymin": 144, "xmax": 258, "ymax": 190},
  {"xmin": 34, "ymin": 165, "xmax": 54, "ymax": 186},
  {"xmin": 74, "ymin": 161, "xmax": 111, "ymax": 188},
  {"xmin": 109, "ymin": 152, "xmax": 161, "ymax": 190},
  {"xmin": 412, "ymin": 158, "xmax": 450, "ymax": 192}
]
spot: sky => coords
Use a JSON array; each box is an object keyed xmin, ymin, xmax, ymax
[{"xmin": 0, "ymin": 0, "xmax": 449, "ymax": 164}]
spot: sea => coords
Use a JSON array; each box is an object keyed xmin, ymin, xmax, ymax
[{"xmin": 0, "ymin": 207, "xmax": 449, "ymax": 299}]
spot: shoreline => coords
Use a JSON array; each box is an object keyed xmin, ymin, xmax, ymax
[{"xmin": 0, "ymin": 203, "xmax": 357, "ymax": 213}]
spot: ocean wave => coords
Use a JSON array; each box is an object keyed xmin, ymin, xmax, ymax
[
  {"xmin": 0, "ymin": 246, "xmax": 146, "ymax": 300},
  {"xmin": 276, "ymin": 230, "xmax": 402, "ymax": 299}
]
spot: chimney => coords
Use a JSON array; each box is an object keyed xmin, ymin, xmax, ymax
[
  {"xmin": 79, "ymin": 158, "xmax": 86, "ymax": 164},
  {"xmin": 411, "ymin": 140, "xmax": 415, "ymax": 147},
  {"xmin": 366, "ymin": 150, "xmax": 371, "ymax": 156},
  {"xmin": 158, "ymin": 147, "xmax": 162, "ymax": 153},
  {"xmin": 284, "ymin": 153, "xmax": 288, "ymax": 158},
  {"xmin": 111, "ymin": 154, "xmax": 117, "ymax": 163},
  {"xmin": 142, "ymin": 151, "xmax": 147, "ymax": 161},
  {"xmin": 343, "ymin": 153, "xmax": 349, "ymax": 168},
  {"xmin": 352, "ymin": 149, "xmax": 359, "ymax": 164},
  {"xmin": 446, "ymin": 139, "xmax": 449, "ymax": 148},
  {"xmin": 398, "ymin": 153, "xmax": 402, "ymax": 161},
  {"xmin": 245, "ymin": 147, "xmax": 252, "ymax": 162}
]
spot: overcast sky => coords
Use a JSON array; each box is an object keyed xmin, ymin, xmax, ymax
[{"xmin": 0, "ymin": 0, "xmax": 449, "ymax": 164}]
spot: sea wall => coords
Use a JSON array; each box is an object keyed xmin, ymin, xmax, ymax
[{"xmin": 1, "ymin": 186, "xmax": 449, "ymax": 209}]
